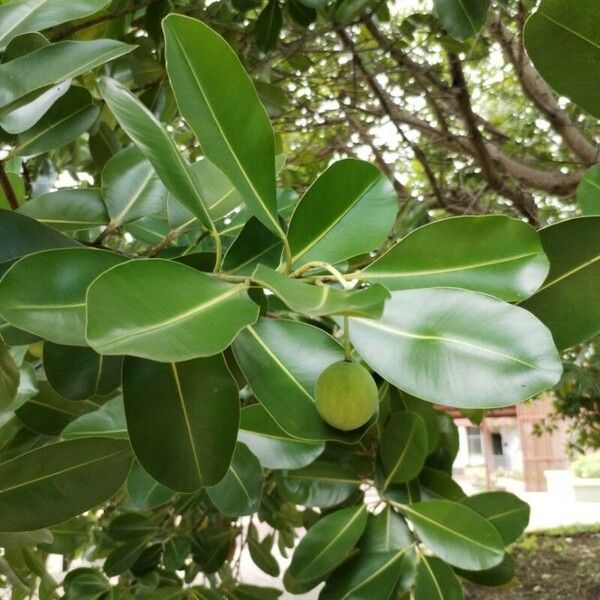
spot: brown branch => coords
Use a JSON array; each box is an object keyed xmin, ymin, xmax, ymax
[{"xmin": 0, "ymin": 161, "xmax": 18, "ymax": 210}]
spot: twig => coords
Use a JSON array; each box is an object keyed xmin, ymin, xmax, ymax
[{"xmin": 0, "ymin": 161, "xmax": 18, "ymax": 210}]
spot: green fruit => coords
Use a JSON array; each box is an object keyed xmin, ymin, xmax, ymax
[{"xmin": 315, "ymin": 360, "xmax": 378, "ymax": 431}]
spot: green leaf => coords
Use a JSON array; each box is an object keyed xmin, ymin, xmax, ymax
[
  {"xmin": 239, "ymin": 404, "xmax": 325, "ymax": 470},
  {"xmin": 255, "ymin": 0, "xmax": 282, "ymax": 51},
  {"xmin": 13, "ymin": 86, "xmax": 99, "ymax": 157},
  {"xmin": 414, "ymin": 555, "xmax": 464, "ymax": 600},
  {"xmin": 98, "ymin": 77, "xmax": 214, "ymax": 232},
  {"xmin": 0, "ymin": 247, "xmax": 126, "ymax": 346},
  {"xmin": 433, "ymin": 0, "xmax": 487, "ymax": 41},
  {"xmin": 0, "ymin": 171, "xmax": 25, "ymax": 210},
  {"xmin": 0, "ymin": 528, "xmax": 53, "ymax": 549},
  {"xmin": 361, "ymin": 216, "xmax": 549, "ymax": 302},
  {"xmin": 0, "ymin": 334, "xmax": 19, "ymax": 410},
  {"xmin": 524, "ymin": 0, "xmax": 600, "ymax": 118},
  {"xmin": 62, "ymin": 396, "xmax": 128, "ymax": 440},
  {"xmin": 455, "ymin": 553, "xmax": 516, "ymax": 587},
  {"xmin": 520, "ymin": 217, "xmax": 600, "ymax": 351},
  {"xmin": 232, "ymin": 317, "xmax": 375, "ymax": 443},
  {"xmin": 233, "ymin": 585, "xmax": 280, "ymax": 600},
  {"xmin": 276, "ymin": 451, "xmax": 361, "ymax": 508},
  {"xmin": 86, "ymin": 259, "xmax": 259, "ymax": 361},
  {"xmin": 402, "ymin": 500, "xmax": 505, "ymax": 571},
  {"xmin": 17, "ymin": 189, "xmax": 108, "ymax": 231},
  {"xmin": 360, "ymin": 507, "xmax": 413, "ymax": 553},
  {"xmin": 163, "ymin": 535, "xmax": 191, "ymax": 571},
  {"xmin": 63, "ymin": 568, "xmax": 111, "ymax": 600},
  {"xmin": 0, "ymin": 39, "xmax": 135, "ymax": 114},
  {"xmin": 253, "ymin": 265, "xmax": 390, "ymax": 318},
  {"xmin": 320, "ymin": 548, "xmax": 416, "ymax": 600},
  {"xmin": 206, "ymin": 442, "xmax": 263, "ymax": 516},
  {"xmin": 348, "ymin": 288, "xmax": 562, "ymax": 409},
  {"xmin": 287, "ymin": 505, "xmax": 368, "ymax": 586},
  {"xmin": 123, "ymin": 354, "xmax": 238, "ymax": 492},
  {"xmin": 104, "ymin": 539, "xmax": 147, "ymax": 576},
  {"xmin": 392, "ymin": 391, "xmax": 441, "ymax": 454},
  {"xmin": 0, "ymin": 209, "xmax": 79, "ymax": 268},
  {"xmin": 102, "ymin": 145, "xmax": 168, "ymax": 227},
  {"xmin": 248, "ymin": 524, "xmax": 280, "ymax": 577},
  {"xmin": 460, "ymin": 492, "xmax": 529, "ymax": 545},
  {"xmin": 126, "ymin": 461, "xmax": 175, "ymax": 511},
  {"xmin": 418, "ymin": 467, "xmax": 466, "ymax": 501},
  {"xmin": 222, "ymin": 217, "xmax": 282, "ymax": 276},
  {"xmin": 0, "ymin": 0, "xmax": 109, "ymax": 50},
  {"xmin": 379, "ymin": 412, "xmax": 429, "ymax": 489},
  {"xmin": 162, "ymin": 15, "xmax": 284, "ymax": 238},
  {"xmin": 0, "ymin": 437, "xmax": 133, "ymax": 531},
  {"xmin": 15, "ymin": 381, "xmax": 90, "ymax": 435},
  {"xmin": 577, "ymin": 164, "xmax": 600, "ymax": 216},
  {"xmin": 44, "ymin": 343, "xmax": 121, "ymax": 401},
  {"xmin": 287, "ymin": 159, "xmax": 396, "ymax": 268}
]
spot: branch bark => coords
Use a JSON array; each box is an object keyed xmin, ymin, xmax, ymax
[{"xmin": 0, "ymin": 161, "xmax": 18, "ymax": 210}]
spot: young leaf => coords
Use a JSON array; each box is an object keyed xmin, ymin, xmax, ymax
[
  {"xmin": 348, "ymin": 288, "xmax": 562, "ymax": 409},
  {"xmin": 163, "ymin": 15, "xmax": 284, "ymax": 238},
  {"xmin": 361, "ymin": 215, "xmax": 549, "ymax": 302},
  {"xmin": 86, "ymin": 259, "xmax": 259, "ymax": 361},
  {"xmin": 0, "ymin": 247, "xmax": 126, "ymax": 346},
  {"xmin": 402, "ymin": 500, "xmax": 505, "ymax": 571},
  {"xmin": 286, "ymin": 159, "xmax": 397, "ymax": 268},
  {"xmin": 232, "ymin": 317, "xmax": 375, "ymax": 443},
  {"xmin": 123, "ymin": 355, "xmax": 239, "ymax": 492},
  {"xmin": 0, "ymin": 438, "xmax": 133, "ymax": 531},
  {"xmin": 520, "ymin": 216, "xmax": 600, "ymax": 351},
  {"xmin": 206, "ymin": 443, "xmax": 263, "ymax": 516},
  {"xmin": 252, "ymin": 265, "xmax": 390, "ymax": 318}
]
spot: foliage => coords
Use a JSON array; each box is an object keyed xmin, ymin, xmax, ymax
[
  {"xmin": 572, "ymin": 453, "xmax": 600, "ymax": 479},
  {"xmin": 0, "ymin": 0, "xmax": 598, "ymax": 599}
]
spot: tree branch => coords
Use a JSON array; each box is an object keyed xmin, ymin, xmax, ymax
[{"xmin": 0, "ymin": 161, "xmax": 18, "ymax": 210}]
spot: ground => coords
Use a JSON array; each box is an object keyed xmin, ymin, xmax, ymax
[{"xmin": 464, "ymin": 526, "xmax": 600, "ymax": 600}]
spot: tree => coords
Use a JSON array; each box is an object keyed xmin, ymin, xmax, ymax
[{"xmin": 0, "ymin": 0, "xmax": 598, "ymax": 598}]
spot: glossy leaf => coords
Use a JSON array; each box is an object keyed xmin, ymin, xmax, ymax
[
  {"xmin": 276, "ymin": 452, "xmax": 361, "ymax": 508},
  {"xmin": 206, "ymin": 443, "xmax": 263, "ymax": 516},
  {"xmin": 418, "ymin": 467, "xmax": 466, "ymax": 501},
  {"xmin": 524, "ymin": 0, "xmax": 600, "ymax": 118},
  {"xmin": 0, "ymin": 334, "xmax": 19, "ymax": 409},
  {"xmin": 17, "ymin": 189, "xmax": 108, "ymax": 231},
  {"xmin": 379, "ymin": 412, "xmax": 428, "ymax": 489},
  {"xmin": 402, "ymin": 500, "xmax": 505, "ymax": 571},
  {"xmin": 348, "ymin": 288, "xmax": 562, "ymax": 409},
  {"xmin": 123, "ymin": 355, "xmax": 239, "ymax": 492},
  {"xmin": 576, "ymin": 164, "xmax": 600, "ymax": 216},
  {"xmin": 232, "ymin": 317, "xmax": 375, "ymax": 443},
  {"xmin": 414, "ymin": 555, "xmax": 464, "ymax": 600},
  {"xmin": 0, "ymin": 437, "xmax": 133, "ymax": 531},
  {"xmin": 104, "ymin": 539, "xmax": 147, "ymax": 576},
  {"xmin": 461, "ymin": 491, "xmax": 530, "ymax": 545},
  {"xmin": 361, "ymin": 216, "xmax": 549, "ymax": 302},
  {"xmin": 253, "ymin": 265, "xmax": 390, "ymax": 318},
  {"xmin": 360, "ymin": 507, "xmax": 412, "ymax": 553},
  {"xmin": 126, "ymin": 462, "xmax": 175, "ymax": 511},
  {"xmin": 0, "ymin": 40, "xmax": 134, "ymax": 114},
  {"xmin": 0, "ymin": 209, "xmax": 79, "ymax": 268},
  {"xmin": 0, "ymin": 248, "xmax": 126, "ymax": 346},
  {"xmin": 86, "ymin": 259, "xmax": 259, "ymax": 361},
  {"xmin": 102, "ymin": 145, "xmax": 168, "ymax": 227},
  {"xmin": 98, "ymin": 77, "xmax": 214, "ymax": 231},
  {"xmin": 248, "ymin": 524, "xmax": 280, "ymax": 577},
  {"xmin": 62, "ymin": 397, "xmax": 128, "ymax": 440},
  {"xmin": 13, "ymin": 86, "xmax": 99, "ymax": 157},
  {"xmin": 163, "ymin": 15, "xmax": 283, "ymax": 237},
  {"xmin": 238, "ymin": 404, "xmax": 325, "ymax": 470},
  {"xmin": 255, "ymin": 0, "xmax": 282, "ymax": 51},
  {"xmin": 287, "ymin": 159, "xmax": 396, "ymax": 268},
  {"xmin": 455, "ymin": 554, "xmax": 516, "ymax": 587},
  {"xmin": 520, "ymin": 217, "xmax": 600, "ymax": 351},
  {"xmin": 44, "ymin": 343, "xmax": 121, "ymax": 401},
  {"xmin": 0, "ymin": 0, "xmax": 109, "ymax": 50},
  {"xmin": 287, "ymin": 505, "xmax": 368, "ymax": 585}
]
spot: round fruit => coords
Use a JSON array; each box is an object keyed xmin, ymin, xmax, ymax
[{"xmin": 315, "ymin": 360, "xmax": 378, "ymax": 431}]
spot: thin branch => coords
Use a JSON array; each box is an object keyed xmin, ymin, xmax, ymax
[{"xmin": 0, "ymin": 161, "xmax": 18, "ymax": 210}]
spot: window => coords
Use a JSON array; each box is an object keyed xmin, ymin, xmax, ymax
[
  {"xmin": 491, "ymin": 432, "xmax": 504, "ymax": 455},
  {"xmin": 467, "ymin": 426, "xmax": 482, "ymax": 456}
]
